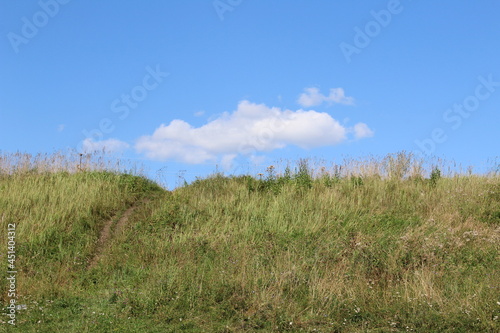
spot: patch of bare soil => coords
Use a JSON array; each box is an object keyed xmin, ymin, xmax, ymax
[{"xmin": 87, "ymin": 204, "xmax": 137, "ymax": 269}]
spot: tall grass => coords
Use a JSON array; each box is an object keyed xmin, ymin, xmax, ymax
[
  {"xmin": 130, "ymin": 160, "xmax": 498, "ymax": 331},
  {"xmin": 0, "ymin": 152, "xmax": 161, "ymax": 307},
  {"xmin": 1, "ymin": 151, "xmax": 499, "ymax": 332}
]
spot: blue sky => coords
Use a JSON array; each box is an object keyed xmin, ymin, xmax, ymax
[{"xmin": 1, "ymin": 0, "xmax": 499, "ymax": 188}]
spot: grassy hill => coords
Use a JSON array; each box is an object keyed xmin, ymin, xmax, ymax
[{"xmin": 1, "ymin": 153, "xmax": 499, "ymax": 332}]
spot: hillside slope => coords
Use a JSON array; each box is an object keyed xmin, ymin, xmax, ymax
[{"xmin": 1, "ymin": 166, "xmax": 499, "ymax": 332}]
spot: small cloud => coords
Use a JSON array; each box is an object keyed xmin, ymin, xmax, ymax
[
  {"xmin": 353, "ymin": 122, "xmax": 374, "ymax": 139},
  {"xmin": 250, "ymin": 154, "xmax": 266, "ymax": 166},
  {"xmin": 221, "ymin": 154, "xmax": 237, "ymax": 171},
  {"xmin": 57, "ymin": 124, "xmax": 65, "ymax": 132},
  {"xmin": 298, "ymin": 87, "xmax": 354, "ymax": 108},
  {"xmin": 194, "ymin": 110, "xmax": 205, "ymax": 117},
  {"xmin": 82, "ymin": 138, "xmax": 130, "ymax": 153}
]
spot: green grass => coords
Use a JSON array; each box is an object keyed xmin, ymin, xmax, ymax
[{"xmin": 1, "ymin": 152, "xmax": 499, "ymax": 332}]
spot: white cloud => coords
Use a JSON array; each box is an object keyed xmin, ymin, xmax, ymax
[
  {"xmin": 57, "ymin": 124, "xmax": 65, "ymax": 132},
  {"xmin": 353, "ymin": 122, "xmax": 374, "ymax": 139},
  {"xmin": 220, "ymin": 154, "xmax": 237, "ymax": 171},
  {"xmin": 82, "ymin": 138, "xmax": 130, "ymax": 153},
  {"xmin": 298, "ymin": 87, "xmax": 354, "ymax": 107},
  {"xmin": 135, "ymin": 100, "xmax": 371, "ymax": 164},
  {"xmin": 249, "ymin": 154, "xmax": 266, "ymax": 166}
]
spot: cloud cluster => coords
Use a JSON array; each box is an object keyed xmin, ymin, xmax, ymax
[
  {"xmin": 297, "ymin": 87, "xmax": 354, "ymax": 107},
  {"xmin": 135, "ymin": 100, "xmax": 372, "ymax": 164},
  {"xmin": 353, "ymin": 122, "xmax": 374, "ymax": 139}
]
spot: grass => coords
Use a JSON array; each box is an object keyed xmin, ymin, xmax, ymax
[{"xmin": 1, "ymin": 151, "xmax": 499, "ymax": 332}]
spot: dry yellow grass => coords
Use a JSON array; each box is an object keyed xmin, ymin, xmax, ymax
[{"xmin": 0, "ymin": 151, "xmax": 498, "ymax": 331}]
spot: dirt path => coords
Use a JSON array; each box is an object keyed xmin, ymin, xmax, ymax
[{"xmin": 87, "ymin": 204, "xmax": 137, "ymax": 269}]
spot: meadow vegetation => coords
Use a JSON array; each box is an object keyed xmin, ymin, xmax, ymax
[{"xmin": 1, "ymin": 151, "xmax": 499, "ymax": 332}]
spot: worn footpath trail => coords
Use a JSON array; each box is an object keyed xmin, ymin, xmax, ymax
[{"xmin": 87, "ymin": 201, "xmax": 143, "ymax": 269}]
